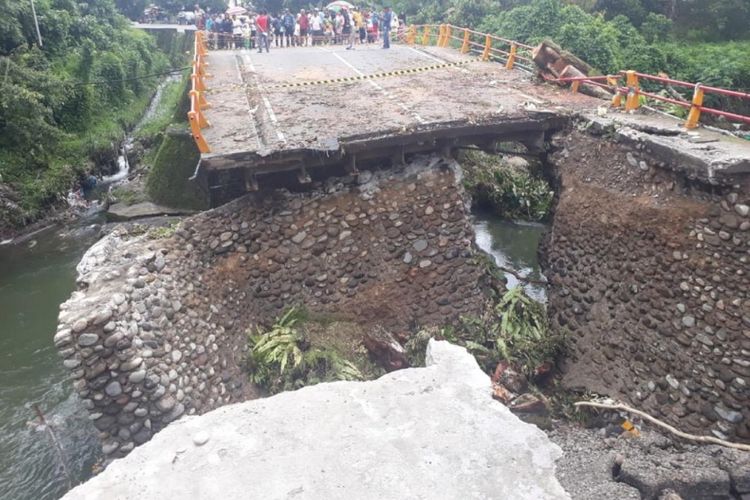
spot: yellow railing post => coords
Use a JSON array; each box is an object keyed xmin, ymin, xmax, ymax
[
  {"xmin": 442, "ymin": 25, "xmax": 451, "ymax": 47},
  {"xmin": 406, "ymin": 25, "xmax": 416, "ymax": 45},
  {"xmin": 608, "ymin": 76, "xmax": 623, "ymax": 107},
  {"xmin": 505, "ymin": 42, "xmax": 517, "ymax": 70},
  {"xmin": 188, "ymin": 112, "xmax": 211, "ymax": 153},
  {"xmin": 685, "ymin": 84, "xmax": 704, "ymax": 129},
  {"xmin": 438, "ymin": 24, "xmax": 446, "ymax": 46},
  {"xmin": 196, "ymin": 31, "xmax": 208, "ymax": 56},
  {"xmin": 421, "ymin": 26, "xmax": 431, "ymax": 45},
  {"xmin": 190, "ymin": 89, "xmax": 210, "ymax": 110},
  {"xmin": 481, "ymin": 35, "xmax": 492, "ymax": 61},
  {"xmin": 571, "ymin": 80, "xmax": 580, "ymax": 93},
  {"xmin": 461, "ymin": 29, "xmax": 470, "ymax": 53},
  {"xmin": 191, "ymin": 72, "xmax": 206, "ymax": 92},
  {"xmin": 624, "ymin": 70, "xmax": 640, "ymax": 111}
]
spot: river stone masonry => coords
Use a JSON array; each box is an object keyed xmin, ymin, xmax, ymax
[
  {"xmin": 55, "ymin": 156, "xmax": 499, "ymax": 458},
  {"xmin": 543, "ymin": 129, "xmax": 750, "ymax": 442}
]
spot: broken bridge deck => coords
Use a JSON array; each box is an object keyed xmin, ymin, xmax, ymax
[
  {"xmin": 196, "ymin": 44, "xmax": 592, "ymax": 200},
  {"xmin": 196, "ymin": 43, "xmax": 750, "ymax": 204}
]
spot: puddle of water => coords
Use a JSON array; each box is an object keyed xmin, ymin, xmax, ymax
[{"xmin": 472, "ymin": 211, "xmax": 548, "ymax": 302}]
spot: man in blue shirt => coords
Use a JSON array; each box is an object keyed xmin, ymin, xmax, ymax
[
  {"xmin": 381, "ymin": 6, "xmax": 392, "ymax": 49},
  {"xmin": 282, "ymin": 9, "xmax": 295, "ymax": 47}
]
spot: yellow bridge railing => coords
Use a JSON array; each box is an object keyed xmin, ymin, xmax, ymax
[
  {"xmin": 403, "ymin": 23, "xmax": 750, "ymax": 130},
  {"xmin": 188, "ymin": 31, "xmax": 211, "ymax": 153},
  {"xmin": 404, "ymin": 24, "xmax": 535, "ymax": 71}
]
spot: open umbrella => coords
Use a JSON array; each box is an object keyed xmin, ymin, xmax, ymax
[
  {"xmin": 226, "ymin": 5, "xmax": 247, "ymax": 15},
  {"xmin": 325, "ymin": 0, "xmax": 354, "ymax": 11}
]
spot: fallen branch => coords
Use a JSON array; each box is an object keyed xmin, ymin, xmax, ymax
[
  {"xmin": 575, "ymin": 401, "xmax": 750, "ymax": 452},
  {"xmin": 497, "ymin": 265, "xmax": 548, "ymax": 286}
]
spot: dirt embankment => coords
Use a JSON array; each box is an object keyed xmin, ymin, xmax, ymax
[{"xmin": 542, "ymin": 129, "xmax": 750, "ymax": 442}]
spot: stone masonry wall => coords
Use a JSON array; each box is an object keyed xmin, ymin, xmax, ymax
[
  {"xmin": 543, "ymin": 129, "xmax": 750, "ymax": 441},
  {"xmin": 55, "ymin": 157, "xmax": 498, "ymax": 458}
]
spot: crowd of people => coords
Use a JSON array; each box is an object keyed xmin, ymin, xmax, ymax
[{"xmin": 195, "ymin": 5, "xmax": 406, "ymax": 52}]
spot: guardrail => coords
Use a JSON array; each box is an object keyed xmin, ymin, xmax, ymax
[
  {"xmin": 188, "ymin": 31, "xmax": 211, "ymax": 153},
  {"xmin": 404, "ymin": 24, "xmax": 535, "ymax": 72},
  {"xmin": 554, "ymin": 72, "xmax": 750, "ymax": 129},
  {"xmin": 405, "ymin": 23, "xmax": 750, "ymax": 130}
]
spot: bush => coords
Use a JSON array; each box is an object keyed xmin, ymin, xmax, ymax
[
  {"xmin": 460, "ymin": 150, "xmax": 553, "ymax": 221},
  {"xmin": 247, "ymin": 307, "xmax": 364, "ymax": 394}
]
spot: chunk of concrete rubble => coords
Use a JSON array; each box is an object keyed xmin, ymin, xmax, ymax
[{"xmin": 62, "ymin": 340, "xmax": 570, "ymax": 500}]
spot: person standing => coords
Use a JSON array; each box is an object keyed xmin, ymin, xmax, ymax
[
  {"xmin": 282, "ymin": 9, "xmax": 295, "ymax": 47},
  {"xmin": 342, "ymin": 8, "xmax": 352, "ymax": 48},
  {"xmin": 354, "ymin": 8, "xmax": 365, "ymax": 44},
  {"xmin": 298, "ymin": 9, "xmax": 309, "ymax": 46},
  {"xmin": 232, "ymin": 15, "xmax": 243, "ymax": 49},
  {"xmin": 221, "ymin": 14, "xmax": 233, "ymax": 49},
  {"xmin": 310, "ymin": 9, "xmax": 323, "ymax": 46},
  {"xmin": 272, "ymin": 14, "xmax": 282, "ymax": 47},
  {"xmin": 255, "ymin": 10, "xmax": 270, "ymax": 53},
  {"xmin": 381, "ymin": 6, "xmax": 392, "ymax": 49}
]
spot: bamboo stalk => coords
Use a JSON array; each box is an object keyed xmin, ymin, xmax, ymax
[{"xmin": 575, "ymin": 401, "xmax": 750, "ymax": 452}]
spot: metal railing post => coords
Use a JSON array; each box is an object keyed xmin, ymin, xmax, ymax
[
  {"xmin": 481, "ymin": 35, "xmax": 492, "ymax": 61},
  {"xmin": 407, "ymin": 25, "xmax": 416, "ymax": 45},
  {"xmin": 461, "ymin": 29, "xmax": 470, "ymax": 53},
  {"xmin": 421, "ymin": 26, "xmax": 431, "ymax": 45},
  {"xmin": 505, "ymin": 42, "xmax": 517, "ymax": 70},
  {"xmin": 624, "ymin": 70, "xmax": 640, "ymax": 111},
  {"xmin": 189, "ymin": 111, "xmax": 211, "ymax": 153},
  {"xmin": 442, "ymin": 25, "xmax": 451, "ymax": 48},
  {"xmin": 685, "ymin": 83, "xmax": 704, "ymax": 129}
]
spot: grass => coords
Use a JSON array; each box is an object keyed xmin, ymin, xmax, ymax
[
  {"xmin": 134, "ymin": 72, "xmax": 190, "ymax": 143},
  {"xmin": 110, "ymin": 186, "xmax": 147, "ymax": 206}
]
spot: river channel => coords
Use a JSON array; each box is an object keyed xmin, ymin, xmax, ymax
[{"xmin": 0, "ymin": 208, "xmax": 547, "ymax": 499}]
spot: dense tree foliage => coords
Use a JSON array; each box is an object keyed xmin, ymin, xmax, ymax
[{"xmin": 0, "ymin": 0, "xmax": 173, "ymax": 223}]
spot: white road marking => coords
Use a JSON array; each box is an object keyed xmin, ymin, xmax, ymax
[
  {"xmin": 406, "ymin": 45, "xmax": 447, "ymax": 64},
  {"xmin": 328, "ymin": 49, "xmax": 427, "ymax": 124},
  {"xmin": 234, "ymin": 55, "xmax": 264, "ymax": 149},
  {"xmin": 242, "ymin": 54, "xmax": 287, "ymax": 144}
]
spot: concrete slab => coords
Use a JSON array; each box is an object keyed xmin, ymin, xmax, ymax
[{"xmin": 61, "ymin": 341, "xmax": 570, "ymax": 500}]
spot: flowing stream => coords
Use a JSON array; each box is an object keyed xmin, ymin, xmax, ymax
[
  {"xmin": 472, "ymin": 211, "xmax": 548, "ymax": 302},
  {"xmin": 0, "ymin": 223, "xmax": 103, "ymax": 500}
]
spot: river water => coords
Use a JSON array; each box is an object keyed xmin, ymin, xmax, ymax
[
  {"xmin": 0, "ymin": 209, "xmax": 546, "ymax": 499},
  {"xmin": 0, "ymin": 224, "xmax": 102, "ymax": 500},
  {"xmin": 473, "ymin": 211, "xmax": 548, "ymax": 302}
]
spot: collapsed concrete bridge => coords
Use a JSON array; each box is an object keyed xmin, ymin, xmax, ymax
[{"xmin": 58, "ymin": 25, "xmax": 750, "ymax": 484}]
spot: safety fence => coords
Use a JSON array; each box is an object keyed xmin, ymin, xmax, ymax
[
  {"xmin": 188, "ymin": 31, "xmax": 211, "ymax": 153},
  {"xmin": 404, "ymin": 24, "xmax": 535, "ymax": 72},
  {"xmin": 405, "ymin": 23, "xmax": 750, "ymax": 130},
  {"xmin": 553, "ymin": 71, "xmax": 750, "ymax": 129}
]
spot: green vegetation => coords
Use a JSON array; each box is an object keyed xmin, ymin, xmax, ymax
[
  {"xmin": 396, "ymin": 0, "xmax": 750, "ymax": 114},
  {"xmin": 460, "ymin": 150, "xmax": 553, "ymax": 221},
  {"xmin": 247, "ymin": 307, "xmax": 365, "ymax": 394},
  {"xmin": 0, "ymin": 0, "xmax": 189, "ymax": 229},
  {"xmin": 146, "ymin": 126, "xmax": 209, "ymax": 210},
  {"xmin": 408, "ymin": 286, "xmax": 563, "ymax": 378},
  {"xmin": 493, "ymin": 286, "xmax": 557, "ymax": 376}
]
